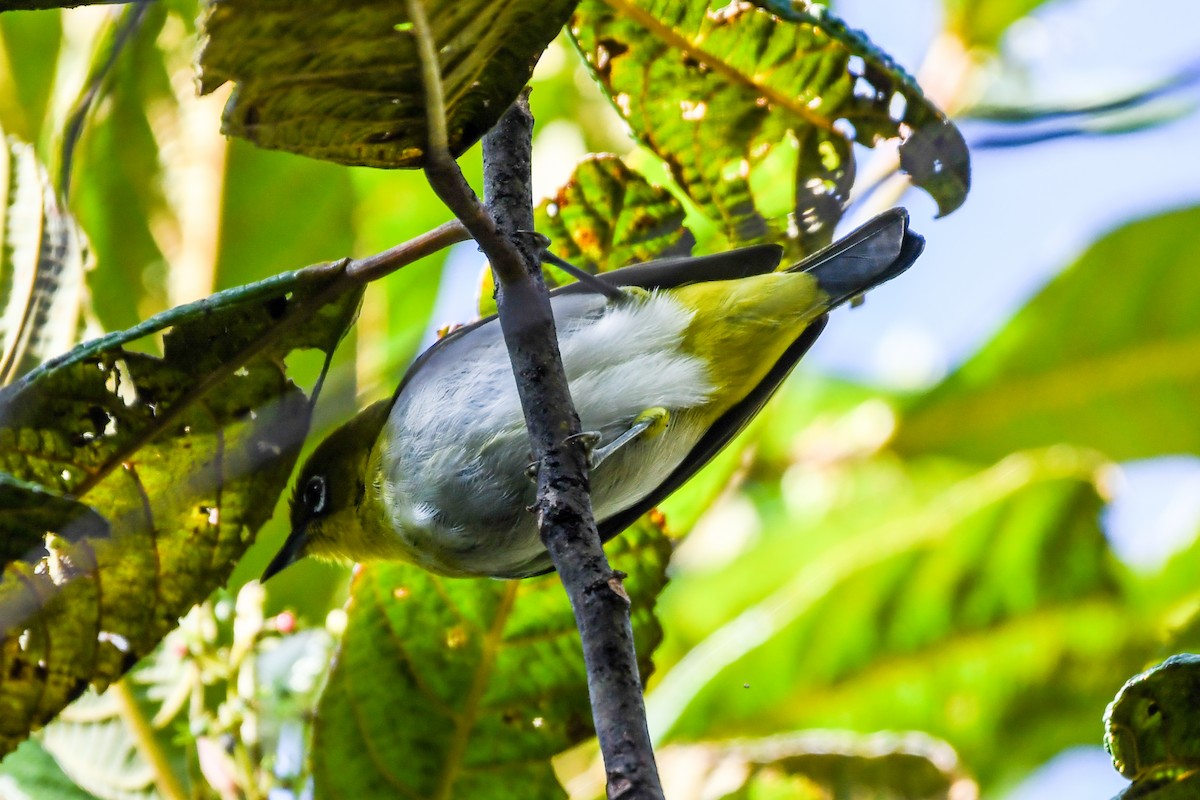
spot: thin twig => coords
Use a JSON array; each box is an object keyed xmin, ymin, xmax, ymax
[
  {"xmin": 401, "ymin": 1, "xmax": 665, "ymax": 796},
  {"xmin": 113, "ymin": 678, "xmax": 189, "ymax": 800},
  {"xmin": 345, "ymin": 219, "xmax": 469, "ymax": 281}
]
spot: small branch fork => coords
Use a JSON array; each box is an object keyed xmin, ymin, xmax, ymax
[{"xmin": 402, "ymin": 1, "xmax": 665, "ymax": 797}]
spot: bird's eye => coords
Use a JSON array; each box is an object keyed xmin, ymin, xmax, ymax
[{"xmin": 302, "ymin": 476, "xmax": 328, "ymax": 514}]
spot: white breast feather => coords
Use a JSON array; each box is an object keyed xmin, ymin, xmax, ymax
[{"xmin": 382, "ymin": 291, "xmax": 715, "ymax": 575}]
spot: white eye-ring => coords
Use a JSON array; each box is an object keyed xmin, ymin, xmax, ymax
[{"xmin": 303, "ymin": 475, "xmax": 328, "ymax": 514}]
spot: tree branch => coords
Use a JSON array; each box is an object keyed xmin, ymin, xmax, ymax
[
  {"xmin": 401, "ymin": 2, "xmax": 664, "ymax": 795},
  {"xmin": 483, "ymin": 97, "xmax": 665, "ymax": 800}
]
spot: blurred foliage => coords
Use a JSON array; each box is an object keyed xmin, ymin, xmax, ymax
[
  {"xmin": 895, "ymin": 207, "xmax": 1200, "ymax": 462},
  {"xmin": 0, "ymin": 0, "xmax": 1196, "ymax": 799}
]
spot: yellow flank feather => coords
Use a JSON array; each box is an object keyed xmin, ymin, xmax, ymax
[{"xmin": 674, "ymin": 271, "xmax": 827, "ymax": 420}]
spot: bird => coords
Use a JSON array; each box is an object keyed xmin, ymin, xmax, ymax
[{"xmin": 263, "ymin": 208, "xmax": 924, "ymax": 580}]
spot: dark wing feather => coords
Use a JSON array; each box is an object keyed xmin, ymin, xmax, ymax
[
  {"xmin": 397, "ymin": 210, "xmax": 923, "ymax": 575},
  {"xmin": 593, "ymin": 316, "xmax": 827, "ymax": 545},
  {"xmin": 392, "ymin": 243, "xmax": 787, "ymax": 399}
]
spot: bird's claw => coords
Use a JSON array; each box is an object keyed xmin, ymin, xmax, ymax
[{"xmin": 589, "ymin": 408, "xmax": 670, "ymax": 470}]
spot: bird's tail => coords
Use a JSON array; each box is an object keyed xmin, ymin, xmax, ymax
[{"xmin": 792, "ymin": 208, "xmax": 925, "ymax": 308}]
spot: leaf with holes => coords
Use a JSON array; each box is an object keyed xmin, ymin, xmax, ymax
[
  {"xmin": 197, "ymin": 0, "xmax": 577, "ymax": 168},
  {"xmin": 0, "ymin": 474, "xmax": 108, "ymax": 565},
  {"xmin": 0, "ymin": 265, "xmax": 362, "ymax": 757},
  {"xmin": 479, "ymin": 154, "xmax": 689, "ymax": 315},
  {"xmin": 569, "ymin": 0, "xmax": 969, "ymax": 255},
  {"xmin": 537, "ymin": 154, "xmax": 690, "ymax": 275},
  {"xmin": 312, "ymin": 517, "xmax": 671, "ymax": 799}
]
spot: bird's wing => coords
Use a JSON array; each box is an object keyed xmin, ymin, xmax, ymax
[
  {"xmin": 593, "ymin": 209, "xmax": 923, "ymax": 545},
  {"xmin": 397, "ymin": 210, "xmax": 923, "ymax": 562},
  {"xmin": 390, "ymin": 241, "xmax": 788, "ymax": 401}
]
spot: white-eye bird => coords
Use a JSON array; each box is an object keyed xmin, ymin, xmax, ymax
[{"xmin": 264, "ymin": 209, "xmax": 924, "ymax": 580}]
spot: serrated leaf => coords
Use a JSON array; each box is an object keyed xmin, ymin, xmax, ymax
[
  {"xmin": 479, "ymin": 154, "xmax": 688, "ymax": 316},
  {"xmin": 313, "ymin": 517, "xmax": 671, "ymax": 799},
  {"xmin": 537, "ymin": 154, "xmax": 689, "ymax": 273},
  {"xmin": 0, "ymin": 134, "xmax": 89, "ymax": 385},
  {"xmin": 894, "ymin": 206, "xmax": 1200, "ymax": 463},
  {"xmin": 0, "ymin": 266, "xmax": 363, "ymax": 757},
  {"xmin": 197, "ymin": 0, "xmax": 578, "ymax": 168},
  {"xmin": 569, "ymin": 0, "xmax": 969, "ymax": 254}
]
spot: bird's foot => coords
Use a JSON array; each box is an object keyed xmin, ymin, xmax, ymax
[{"xmin": 588, "ymin": 407, "xmax": 670, "ymax": 470}]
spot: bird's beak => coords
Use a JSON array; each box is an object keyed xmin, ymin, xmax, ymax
[{"xmin": 262, "ymin": 524, "xmax": 307, "ymax": 581}]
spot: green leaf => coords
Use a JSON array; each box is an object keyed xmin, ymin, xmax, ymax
[
  {"xmin": 0, "ymin": 132, "xmax": 89, "ymax": 384},
  {"xmin": 660, "ymin": 731, "xmax": 972, "ymax": 800},
  {"xmin": 942, "ymin": 0, "xmax": 1053, "ymax": 49},
  {"xmin": 895, "ymin": 206, "xmax": 1200, "ymax": 462},
  {"xmin": 537, "ymin": 154, "xmax": 689, "ymax": 274},
  {"xmin": 37, "ymin": 685, "xmax": 186, "ymax": 800},
  {"xmin": 0, "ymin": 10, "xmax": 61, "ymax": 143},
  {"xmin": 569, "ymin": 0, "xmax": 969, "ymax": 254},
  {"xmin": 197, "ymin": 0, "xmax": 578, "ymax": 168},
  {"xmin": 70, "ymin": 4, "xmax": 176, "ymax": 334},
  {"xmin": 0, "ymin": 473, "xmax": 108, "ymax": 564},
  {"xmin": 479, "ymin": 154, "xmax": 688, "ymax": 316},
  {"xmin": 313, "ymin": 517, "xmax": 672, "ymax": 799},
  {"xmin": 651, "ymin": 447, "xmax": 1143, "ymax": 788},
  {"xmin": 0, "ymin": 738, "xmax": 99, "ymax": 800},
  {"xmin": 0, "ymin": 266, "xmax": 363, "ymax": 757}
]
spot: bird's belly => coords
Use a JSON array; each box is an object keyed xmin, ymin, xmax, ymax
[
  {"xmin": 383, "ymin": 406, "xmax": 708, "ymax": 578},
  {"xmin": 380, "ymin": 290, "xmax": 714, "ymax": 578}
]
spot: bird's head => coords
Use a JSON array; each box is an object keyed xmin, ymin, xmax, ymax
[{"xmin": 262, "ymin": 399, "xmax": 392, "ymax": 580}]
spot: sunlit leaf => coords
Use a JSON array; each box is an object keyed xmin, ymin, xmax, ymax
[
  {"xmin": 942, "ymin": 0, "xmax": 1053, "ymax": 49},
  {"xmin": 653, "ymin": 448, "xmax": 1143, "ymax": 789},
  {"xmin": 70, "ymin": 4, "xmax": 178, "ymax": 333},
  {"xmin": 313, "ymin": 517, "xmax": 671, "ymax": 799},
  {"xmin": 895, "ymin": 206, "xmax": 1200, "ymax": 462},
  {"xmin": 0, "ymin": 10, "xmax": 62, "ymax": 143},
  {"xmin": 537, "ymin": 154, "xmax": 689, "ymax": 274},
  {"xmin": 37, "ymin": 685, "xmax": 186, "ymax": 800},
  {"xmin": 479, "ymin": 154, "xmax": 688, "ymax": 315},
  {"xmin": 0, "ymin": 133, "xmax": 89, "ymax": 384},
  {"xmin": 0, "ymin": 738, "xmax": 98, "ymax": 800},
  {"xmin": 658, "ymin": 730, "xmax": 974, "ymax": 800},
  {"xmin": 0, "ymin": 266, "xmax": 363, "ymax": 756},
  {"xmin": 569, "ymin": 0, "xmax": 969, "ymax": 255},
  {"xmin": 197, "ymin": 0, "xmax": 578, "ymax": 168}
]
